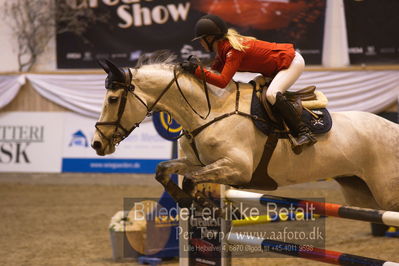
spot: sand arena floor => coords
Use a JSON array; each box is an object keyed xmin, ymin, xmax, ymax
[{"xmin": 0, "ymin": 173, "xmax": 398, "ymax": 266}]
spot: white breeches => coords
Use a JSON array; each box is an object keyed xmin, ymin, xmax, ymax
[{"xmin": 266, "ymin": 52, "xmax": 305, "ymax": 105}]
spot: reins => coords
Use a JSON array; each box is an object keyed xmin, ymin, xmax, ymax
[
  {"xmin": 184, "ymin": 81, "xmax": 271, "ymax": 166},
  {"xmin": 95, "ymin": 63, "xmax": 213, "ymax": 144},
  {"xmin": 95, "ymin": 61, "xmax": 269, "ymax": 162},
  {"xmin": 174, "ymin": 56, "xmax": 212, "ymax": 120},
  {"xmin": 188, "ymin": 82, "xmax": 269, "ymax": 139}
]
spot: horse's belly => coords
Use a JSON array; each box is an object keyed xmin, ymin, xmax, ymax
[
  {"xmin": 268, "ymin": 122, "xmax": 359, "ymax": 184},
  {"xmin": 267, "ymin": 139, "xmax": 351, "ymax": 185}
]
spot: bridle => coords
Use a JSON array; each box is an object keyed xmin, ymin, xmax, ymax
[
  {"xmin": 95, "ymin": 61, "xmax": 276, "ymax": 167},
  {"xmin": 95, "ymin": 63, "xmax": 212, "ymax": 146},
  {"xmin": 95, "ymin": 67, "xmax": 173, "ymax": 146},
  {"xmin": 95, "ymin": 68, "xmax": 143, "ymax": 146}
]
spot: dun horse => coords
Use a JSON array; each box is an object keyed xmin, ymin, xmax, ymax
[{"xmin": 92, "ymin": 54, "xmax": 399, "ymax": 218}]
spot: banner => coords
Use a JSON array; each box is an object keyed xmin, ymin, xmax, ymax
[
  {"xmin": 344, "ymin": 0, "xmax": 399, "ymax": 64},
  {"xmin": 0, "ymin": 112, "xmax": 172, "ymax": 173},
  {"xmin": 0, "ymin": 112, "xmax": 63, "ymax": 172},
  {"xmin": 62, "ymin": 113, "xmax": 172, "ymax": 173},
  {"xmin": 152, "ymin": 112, "xmax": 182, "ymax": 141},
  {"xmin": 56, "ymin": 0, "xmax": 326, "ymax": 68}
]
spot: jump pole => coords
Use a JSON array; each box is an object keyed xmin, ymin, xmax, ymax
[
  {"xmin": 226, "ymin": 189, "xmax": 399, "ymax": 227},
  {"xmin": 223, "ymin": 188, "xmax": 399, "ymax": 266},
  {"xmin": 227, "ymin": 232, "xmax": 399, "ymax": 266},
  {"xmin": 179, "ymin": 184, "xmax": 399, "ymax": 265},
  {"xmin": 232, "ymin": 212, "xmax": 322, "ymax": 227}
]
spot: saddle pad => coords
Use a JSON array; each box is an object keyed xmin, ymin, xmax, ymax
[
  {"xmin": 250, "ymin": 88, "xmax": 333, "ymax": 136},
  {"xmin": 250, "ymin": 88, "xmax": 281, "ymax": 135},
  {"xmin": 302, "ymin": 91, "xmax": 328, "ymax": 109},
  {"xmin": 302, "ymin": 108, "xmax": 332, "ymax": 135}
]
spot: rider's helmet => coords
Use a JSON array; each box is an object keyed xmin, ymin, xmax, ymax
[{"xmin": 192, "ymin": 14, "xmax": 228, "ymax": 41}]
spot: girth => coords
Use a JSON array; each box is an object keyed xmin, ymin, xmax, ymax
[
  {"xmin": 184, "ymin": 82, "xmax": 269, "ymax": 166},
  {"xmin": 188, "ymin": 82, "xmax": 268, "ymax": 140},
  {"xmin": 184, "ymin": 82, "xmax": 280, "ymax": 190}
]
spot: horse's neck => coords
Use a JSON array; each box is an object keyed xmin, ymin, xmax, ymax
[{"xmin": 133, "ymin": 66, "xmax": 244, "ymax": 131}]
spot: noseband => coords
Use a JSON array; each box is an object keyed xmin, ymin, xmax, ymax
[
  {"xmin": 95, "ymin": 65, "xmax": 186, "ymax": 146},
  {"xmin": 95, "ymin": 62, "xmax": 213, "ymax": 146}
]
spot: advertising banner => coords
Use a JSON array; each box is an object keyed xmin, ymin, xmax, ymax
[
  {"xmin": 0, "ymin": 112, "xmax": 64, "ymax": 172},
  {"xmin": 56, "ymin": 0, "xmax": 326, "ymax": 68},
  {"xmin": 62, "ymin": 113, "xmax": 172, "ymax": 173},
  {"xmin": 152, "ymin": 112, "xmax": 182, "ymax": 141},
  {"xmin": 0, "ymin": 112, "xmax": 172, "ymax": 173},
  {"xmin": 344, "ymin": 0, "xmax": 399, "ymax": 64}
]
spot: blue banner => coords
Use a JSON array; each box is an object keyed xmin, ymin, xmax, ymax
[{"xmin": 62, "ymin": 158, "xmax": 164, "ymax": 173}]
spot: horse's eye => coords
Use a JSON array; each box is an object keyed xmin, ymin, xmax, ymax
[{"xmin": 108, "ymin": 96, "xmax": 119, "ymax": 104}]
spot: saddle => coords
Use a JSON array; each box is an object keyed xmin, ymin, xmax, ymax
[
  {"xmin": 249, "ymin": 75, "xmax": 332, "ymax": 138},
  {"xmin": 236, "ymin": 75, "xmax": 332, "ymax": 191}
]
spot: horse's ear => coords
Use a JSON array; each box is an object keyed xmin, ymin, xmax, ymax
[
  {"xmin": 100, "ymin": 59, "xmax": 125, "ymax": 82},
  {"xmin": 97, "ymin": 59, "xmax": 110, "ymax": 73},
  {"xmin": 97, "ymin": 59, "xmax": 123, "ymax": 75}
]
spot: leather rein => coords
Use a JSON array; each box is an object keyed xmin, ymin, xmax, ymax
[
  {"xmin": 95, "ymin": 64, "xmax": 212, "ymax": 146},
  {"xmin": 95, "ymin": 63, "xmax": 269, "ymax": 164}
]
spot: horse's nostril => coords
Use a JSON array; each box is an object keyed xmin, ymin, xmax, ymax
[{"xmin": 92, "ymin": 141, "xmax": 102, "ymax": 150}]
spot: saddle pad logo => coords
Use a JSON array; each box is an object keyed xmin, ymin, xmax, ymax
[{"xmin": 311, "ymin": 117, "xmax": 325, "ymax": 126}]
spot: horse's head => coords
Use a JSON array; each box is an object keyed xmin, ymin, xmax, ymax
[{"xmin": 91, "ymin": 59, "xmax": 149, "ymax": 156}]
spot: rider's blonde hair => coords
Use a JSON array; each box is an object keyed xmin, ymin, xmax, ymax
[{"xmin": 225, "ymin": 28, "xmax": 257, "ymax": 52}]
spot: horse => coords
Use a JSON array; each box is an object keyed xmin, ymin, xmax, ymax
[{"xmin": 91, "ymin": 53, "xmax": 399, "ymax": 220}]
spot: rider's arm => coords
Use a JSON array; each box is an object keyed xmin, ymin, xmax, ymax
[
  {"xmin": 211, "ymin": 57, "xmax": 223, "ymax": 73},
  {"xmin": 194, "ymin": 49, "xmax": 244, "ymax": 88}
]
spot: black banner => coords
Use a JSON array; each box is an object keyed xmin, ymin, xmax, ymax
[
  {"xmin": 344, "ymin": 0, "xmax": 399, "ymax": 64},
  {"xmin": 56, "ymin": 0, "xmax": 326, "ymax": 69}
]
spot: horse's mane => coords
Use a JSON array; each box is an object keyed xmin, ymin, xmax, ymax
[
  {"xmin": 135, "ymin": 50, "xmax": 177, "ymax": 68},
  {"xmin": 133, "ymin": 50, "xmax": 232, "ymax": 96}
]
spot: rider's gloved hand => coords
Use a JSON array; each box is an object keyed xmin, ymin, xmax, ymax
[{"xmin": 180, "ymin": 60, "xmax": 198, "ymax": 74}]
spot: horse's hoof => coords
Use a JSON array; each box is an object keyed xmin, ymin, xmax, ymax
[
  {"xmin": 182, "ymin": 177, "xmax": 196, "ymax": 193},
  {"xmin": 155, "ymin": 174, "xmax": 169, "ymax": 185},
  {"xmin": 178, "ymin": 198, "xmax": 194, "ymax": 209},
  {"xmin": 194, "ymin": 192, "xmax": 220, "ymax": 209}
]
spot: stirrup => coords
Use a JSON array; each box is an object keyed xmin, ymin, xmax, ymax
[
  {"xmin": 297, "ymin": 132, "xmax": 317, "ymax": 146},
  {"xmin": 288, "ymin": 135, "xmax": 303, "ymax": 155},
  {"xmin": 287, "ymin": 132, "xmax": 317, "ymax": 155}
]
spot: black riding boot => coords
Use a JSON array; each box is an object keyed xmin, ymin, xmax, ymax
[{"xmin": 274, "ymin": 92, "xmax": 317, "ymax": 146}]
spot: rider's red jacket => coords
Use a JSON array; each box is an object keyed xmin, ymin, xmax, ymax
[{"xmin": 194, "ymin": 39, "xmax": 295, "ymax": 88}]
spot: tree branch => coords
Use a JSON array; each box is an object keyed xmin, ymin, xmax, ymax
[{"xmin": 2, "ymin": 0, "xmax": 108, "ymax": 71}]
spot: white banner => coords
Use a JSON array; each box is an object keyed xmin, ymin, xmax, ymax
[
  {"xmin": 62, "ymin": 113, "xmax": 172, "ymax": 173},
  {"xmin": 0, "ymin": 112, "xmax": 172, "ymax": 173},
  {"xmin": 0, "ymin": 112, "xmax": 63, "ymax": 172}
]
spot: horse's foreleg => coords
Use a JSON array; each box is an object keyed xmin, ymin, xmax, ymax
[
  {"xmin": 180, "ymin": 157, "xmax": 252, "ymax": 217},
  {"xmin": 155, "ymin": 159, "xmax": 227, "ymax": 214},
  {"xmin": 155, "ymin": 159, "xmax": 200, "ymax": 207},
  {"xmin": 187, "ymin": 157, "xmax": 252, "ymax": 185}
]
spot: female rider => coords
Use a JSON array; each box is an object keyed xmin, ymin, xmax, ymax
[{"xmin": 181, "ymin": 14, "xmax": 316, "ymax": 147}]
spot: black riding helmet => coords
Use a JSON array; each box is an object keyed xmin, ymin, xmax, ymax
[{"xmin": 192, "ymin": 14, "xmax": 228, "ymax": 51}]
